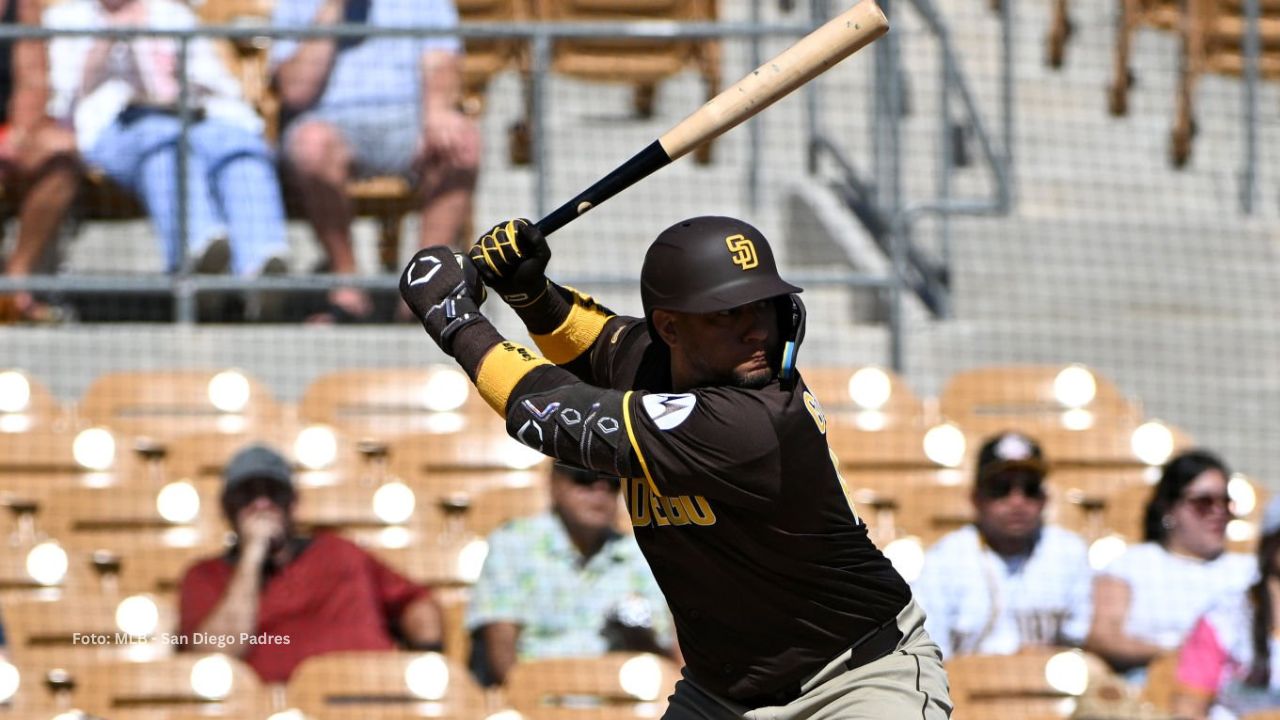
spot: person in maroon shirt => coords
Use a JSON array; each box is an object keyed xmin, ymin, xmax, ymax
[{"xmin": 179, "ymin": 444, "xmax": 443, "ymax": 683}]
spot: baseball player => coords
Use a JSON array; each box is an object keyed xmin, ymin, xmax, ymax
[{"xmin": 398, "ymin": 216, "xmax": 951, "ymax": 719}]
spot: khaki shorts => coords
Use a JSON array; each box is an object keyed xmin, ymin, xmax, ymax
[{"xmin": 664, "ymin": 598, "xmax": 952, "ymax": 720}]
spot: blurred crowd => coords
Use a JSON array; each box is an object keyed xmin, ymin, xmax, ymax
[
  {"xmin": 2, "ymin": 427, "xmax": 1273, "ymax": 720},
  {"xmin": 1, "ymin": 0, "xmax": 479, "ymax": 323}
]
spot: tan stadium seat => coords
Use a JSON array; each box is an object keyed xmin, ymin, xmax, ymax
[
  {"xmin": 457, "ymin": 0, "xmax": 530, "ymax": 116},
  {"xmin": 504, "ymin": 652, "xmax": 682, "ymax": 720},
  {"xmin": 1107, "ymin": 0, "xmax": 1183, "ymax": 114},
  {"xmin": 1170, "ymin": 0, "xmax": 1280, "ymax": 165},
  {"xmin": 946, "ymin": 647, "xmax": 1115, "ymax": 720},
  {"xmin": 78, "ymin": 369, "xmax": 285, "ymax": 441},
  {"xmin": 509, "ymin": 0, "xmax": 721, "ymax": 164},
  {"xmin": 801, "ymin": 365, "xmax": 930, "ymax": 420},
  {"xmin": 0, "ymin": 369, "xmax": 71, "ymax": 432},
  {"xmin": 2, "ymin": 595, "xmax": 179, "ymax": 682},
  {"xmin": 298, "ymin": 366, "xmax": 501, "ymax": 441},
  {"xmin": 939, "ymin": 364, "xmax": 1143, "ymax": 431},
  {"xmin": 72, "ymin": 654, "xmax": 271, "ymax": 720},
  {"xmin": 286, "ymin": 651, "xmax": 486, "ymax": 720},
  {"xmin": 388, "ymin": 429, "xmax": 552, "ymax": 476}
]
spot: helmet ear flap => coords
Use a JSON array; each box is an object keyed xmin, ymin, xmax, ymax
[{"xmin": 778, "ymin": 295, "xmax": 806, "ymax": 391}]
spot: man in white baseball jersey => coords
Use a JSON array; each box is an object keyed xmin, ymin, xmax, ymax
[{"xmin": 912, "ymin": 431, "xmax": 1093, "ymax": 659}]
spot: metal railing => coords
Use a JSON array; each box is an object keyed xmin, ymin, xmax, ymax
[{"xmin": 0, "ymin": 17, "xmax": 906, "ymax": 339}]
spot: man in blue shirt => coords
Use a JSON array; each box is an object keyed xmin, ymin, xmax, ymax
[{"xmin": 270, "ymin": 0, "xmax": 480, "ymax": 322}]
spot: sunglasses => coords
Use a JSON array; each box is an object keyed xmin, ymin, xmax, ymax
[
  {"xmin": 1180, "ymin": 492, "xmax": 1234, "ymax": 517},
  {"xmin": 224, "ymin": 478, "xmax": 294, "ymax": 509},
  {"xmin": 556, "ymin": 465, "xmax": 622, "ymax": 490},
  {"xmin": 978, "ymin": 473, "xmax": 1047, "ymax": 501}
]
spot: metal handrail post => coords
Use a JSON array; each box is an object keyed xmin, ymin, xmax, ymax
[
  {"xmin": 532, "ymin": 32, "xmax": 552, "ymax": 220},
  {"xmin": 1240, "ymin": 0, "xmax": 1259, "ymax": 214},
  {"xmin": 175, "ymin": 34, "xmax": 196, "ymax": 325}
]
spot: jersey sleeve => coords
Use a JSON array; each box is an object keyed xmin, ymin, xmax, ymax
[{"xmin": 622, "ymin": 386, "xmax": 782, "ymax": 509}]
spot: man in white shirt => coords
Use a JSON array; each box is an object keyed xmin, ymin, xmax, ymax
[{"xmin": 912, "ymin": 431, "xmax": 1093, "ymax": 659}]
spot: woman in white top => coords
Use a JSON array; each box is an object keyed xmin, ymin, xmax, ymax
[
  {"xmin": 1086, "ymin": 450, "xmax": 1256, "ymax": 683},
  {"xmin": 44, "ymin": 0, "xmax": 288, "ymax": 279},
  {"xmin": 1172, "ymin": 496, "xmax": 1280, "ymax": 720}
]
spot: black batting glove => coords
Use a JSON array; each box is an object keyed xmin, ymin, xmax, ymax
[
  {"xmin": 468, "ymin": 218, "xmax": 551, "ymax": 307},
  {"xmin": 400, "ymin": 247, "xmax": 488, "ymax": 356}
]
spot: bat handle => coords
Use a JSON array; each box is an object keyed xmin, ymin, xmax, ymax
[{"xmin": 534, "ymin": 141, "xmax": 673, "ymax": 237}]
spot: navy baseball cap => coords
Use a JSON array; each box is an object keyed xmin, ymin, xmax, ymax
[
  {"xmin": 976, "ymin": 431, "xmax": 1048, "ymax": 484},
  {"xmin": 223, "ymin": 444, "xmax": 293, "ymax": 492}
]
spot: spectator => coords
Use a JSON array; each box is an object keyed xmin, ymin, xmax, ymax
[
  {"xmin": 912, "ymin": 431, "xmax": 1093, "ymax": 659},
  {"xmin": 466, "ymin": 461, "xmax": 679, "ymax": 686},
  {"xmin": 0, "ymin": 0, "xmax": 80, "ymax": 323},
  {"xmin": 43, "ymin": 0, "xmax": 288, "ymax": 280},
  {"xmin": 1087, "ymin": 449, "xmax": 1255, "ymax": 683},
  {"xmin": 270, "ymin": 0, "xmax": 480, "ymax": 323},
  {"xmin": 179, "ymin": 444, "xmax": 443, "ymax": 683},
  {"xmin": 1173, "ymin": 497, "xmax": 1280, "ymax": 720}
]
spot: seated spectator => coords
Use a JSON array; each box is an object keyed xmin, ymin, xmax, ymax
[
  {"xmin": 179, "ymin": 444, "xmax": 442, "ymax": 682},
  {"xmin": 43, "ymin": 0, "xmax": 288, "ymax": 280},
  {"xmin": 466, "ymin": 461, "xmax": 678, "ymax": 686},
  {"xmin": 912, "ymin": 431, "xmax": 1093, "ymax": 659},
  {"xmin": 269, "ymin": 0, "xmax": 480, "ymax": 323},
  {"xmin": 1173, "ymin": 496, "xmax": 1280, "ymax": 720},
  {"xmin": 0, "ymin": 0, "xmax": 80, "ymax": 323},
  {"xmin": 1087, "ymin": 449, "xmax": 1255, "ymax": 683}
]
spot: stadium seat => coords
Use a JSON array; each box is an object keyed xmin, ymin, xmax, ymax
[
  {"xmin": 504, "ymin": 652, "xmax": 682, "ymax": 720},
  {"xmin": 0, "ymin": 369, "xmax": 70, "ymax": 432},
  {"xmin": 71, "ymin": 654, "xmax": 271, "ymax": 720},
  {"xmin": 0, "ymin": 659, "xmax": 62, "ymax": 718},
  {"xmin": 298, "ymin": 366, "xmax": 500, "ymax": 441},
  {"xmin": 946, "ymin": 647, "xmax": 1114, "ymax": 719},
  {"xmin": 891, "ymin": 480, "xmax": 974, "ymax": 547},
  {"xmin": 285, "ymin": 651, "xmax": 486, "ymax": 720},
  {"xmin": 388, "ymin": 430, "xmax": 551, "ymax": 477},
  {"xmin": 41, "ymin": 483, "xmax": 223, "ymax": 537},
  {"xmin": 0, "ymin": 538, "xmax": 94, "ymax": 596},
  {"xmin": 515, "ymin": 0, "xmax": 721, "ymax": 164},
  {"xmin": 2, "ymin": 595, "xmax": 178, "ymax": 680},
  {"xmin": 456, "ymin": 0, "xmax": 530, "ymax": 116},
  {"xmin": 1107, "ymin": 0, "xmax": 1182, "ymax": 114},
  {"xmin": 938, "ymin": 365, "xmax": 1143, "ymax": 433},
  {"xmin": 78, "ymin": 369, "xmax": 285, "ymax": 441},
  {"xmin": 843, "ymin": 469, "xmax": 965, "ymax": 545},
  {"xmin": 802, "ymin": 365, "xmax": 930, "ymax": 419},
  {"xmin": 1170, "ymin": 0, "xmax": 1280, "ymax": 166}
]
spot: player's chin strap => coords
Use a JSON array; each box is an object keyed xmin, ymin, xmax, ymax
[{"xmin": 778, "ymin": 295, "xmax": 806, "ymax": 392}]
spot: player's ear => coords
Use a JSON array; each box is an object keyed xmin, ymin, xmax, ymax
[{"xmin": 652, "ymin": 310, "xmax": 680, "ymax": 347}]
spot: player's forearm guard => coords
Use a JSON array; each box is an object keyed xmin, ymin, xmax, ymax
[
  {"xmin": 473, "ymin": 340, "xmax": 553, "ymax": 414},
  {"xmin": 529, "ymin": 285, "xmax": 615, "ymax": 365},
  {"xmin": 505, "ymin": 374, "xmax": 637, "ymax": 479}
]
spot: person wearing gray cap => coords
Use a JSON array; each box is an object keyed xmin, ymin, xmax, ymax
[
  {"xmin": 911, "ymin": 431, "xmax": 1093, "ymax": 659},
  {"xmin": 178, "ymin": 443, "xmax": 443, "ymax": 682},
  {"xmin": 1172, "ymin": 495, "xmax": 1280, "ymax": 720}
]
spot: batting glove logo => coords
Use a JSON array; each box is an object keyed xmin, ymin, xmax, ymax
[{"xmin": 405, "ymin": 254, "xmax": 444, "ymax": 286}]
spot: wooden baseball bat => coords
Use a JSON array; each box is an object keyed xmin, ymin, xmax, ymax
[{"xmin": 534, "ymin": 0, "xmax": 889, "ymax": 237}]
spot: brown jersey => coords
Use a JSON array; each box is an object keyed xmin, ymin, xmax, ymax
[{"xmin": 585, "ymin": 316, "xmax": 912, "ymax": 702}]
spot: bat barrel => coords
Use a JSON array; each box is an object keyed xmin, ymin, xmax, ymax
[
  {"xmin": 660, "ymin": 0, "xmax": 888, "ymax": 160},
  {"xmin": 531, "ymin": 0, "xmax": 888, "ymax": 237}
]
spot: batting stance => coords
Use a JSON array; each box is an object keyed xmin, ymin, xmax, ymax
[{"xmin": 399, "ymin": 216, "xmax": 952, "ymax": 719}]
